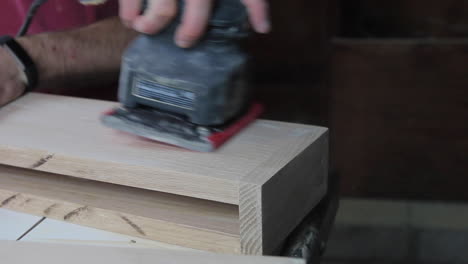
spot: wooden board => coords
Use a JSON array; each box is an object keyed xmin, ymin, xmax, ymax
[
  {"xmin": 0, "ymin": 93, "xmax": 329, "ymax": 254},
  {"xmin": 0, "ymin": 165, "xmax": 240, "ymax": 253},
  {"xmin": 22, "ymin": 218, "xmax": 200, "ymax": 251},
  {"xmin": 0, "ymin": 241, "xmax": 305, "ymax": 264}
]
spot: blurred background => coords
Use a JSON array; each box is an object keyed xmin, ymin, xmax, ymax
[
  {"xmin": 248, "ymin": 0, "xmax": 468, "ymax": 201},
  {"xmin": 245, "ymin": 1, "xmax": 468, "ymax": 263}
]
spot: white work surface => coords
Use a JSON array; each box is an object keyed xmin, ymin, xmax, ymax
[
  {"xmin": 0, "ymin": 208, "xmax": 197, "ymax": 251},
  {"xmin": 0, "ymin": 209, "xmax": 42, "ymax": 240}
]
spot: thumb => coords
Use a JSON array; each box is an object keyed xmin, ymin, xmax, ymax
[{"xmin": 0, "ymin": 81, "xmax": 25, "ymax": 107}]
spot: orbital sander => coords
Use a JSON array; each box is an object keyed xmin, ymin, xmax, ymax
[{"xmin": 101, "ymin": 0, "xmax": 263, "ymax": 152}]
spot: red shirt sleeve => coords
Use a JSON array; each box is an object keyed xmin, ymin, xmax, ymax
[
  {"xmin": 0, "ymin": 1, "xmax": 120, "ymax": 100},
  {"xmin": 1, "ymin": 0, "xmax": 118, "ymax": 35}
]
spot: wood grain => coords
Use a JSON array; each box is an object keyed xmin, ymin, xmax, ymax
[
  {"xmin": 21, "ymin": 218, "xmax": 201, "ymax": 251},
  {"xmin": 260, "ymin": 132, "xmax": 328, "ymax": 253},
  {"xmin": 1, "ymin": 241, "xmax": 305, "ymax": 264},
  {"xmin": 0, "ymin": 165, "xmax": 240, "ymax": 253},
  {"xmin": 239, "ymin": 182, "xmax": 262, "ymax": 254},
  {"xmin": 239, "ymin": 126, "xmax": 329, "ymax": 254},
  {"xmin": 0, "ymin": 93, "xmax": 329, "ymax": 254},
  {"xmin": 0, "ymin": 93, "xmax": 327, "ymax": 205}
]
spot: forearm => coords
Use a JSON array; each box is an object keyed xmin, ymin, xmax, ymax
[{"xmin": 17, "ymin": 17, "xmax": 138, "ymax": 91}]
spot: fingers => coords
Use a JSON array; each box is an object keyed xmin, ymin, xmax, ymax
[
  {"xmin": 119, "ymin": 0, "xmax": 270, "ymax": 48},
  {"xmin": 241, "ymin": 0, "xmax": 271, "ymax": 33},
  {"xmin": 174, "ymin": 0, "xmax": 213, "ymax": 48},
  {"xmin": 132, "ymin": 0, "xmax": 178, "ymax": 34},
  {"xmin": 0, "ymin": 81, "xmax": 24, "ymax": 107},
  {"xmin": 118, "ymin": 0, "xmax": 142, "ymax": 27},
  {"xmin": 119, "ymin": 0, "xmax": 178, "ymax": 34},
  {"xmin": 119, "ymin": 0, "xmax": 211, "ymax": 48}
]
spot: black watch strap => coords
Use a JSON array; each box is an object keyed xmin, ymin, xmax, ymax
[{"xmin": 0, "ymin": 35, "xmax": 38, "ymax": 92}]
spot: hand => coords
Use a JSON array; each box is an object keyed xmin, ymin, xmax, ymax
[
  {"xmin": 0, "ymin": 45, "xmax": 26, "ymax": 107},
  {"xmin": 119, "ymin": 0, "xmax": 270, "ymax": 48}
]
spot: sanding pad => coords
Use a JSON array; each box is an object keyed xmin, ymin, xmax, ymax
[{"xmin": 100, "ymin": 104, "xmax": 263, "ymax": 152}]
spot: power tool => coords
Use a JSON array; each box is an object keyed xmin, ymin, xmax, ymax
[
  {"xmin": 100, "ymin": 0, "xmax": 263, "ymax": 152},
  {"xmin": 19, "ymin": 0, "xmax": 262, "ymax": 152}
]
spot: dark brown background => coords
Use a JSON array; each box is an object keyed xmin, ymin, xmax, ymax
[{"xmin": 246, "ymin": 0, "xmax": 468, "ymax": 201}]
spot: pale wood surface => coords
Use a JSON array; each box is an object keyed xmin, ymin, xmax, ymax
[
  {"xmin": 0, "ymin": 207, "xmax": 202, "ymax": 251},
  {"xmin": 0, "ymin": 241, "xmax": 305, "ymax": 264},
  {"xmin": 0, "ymin": 93, "xmax": 329, "ymax": 255},
  {"xmin": 0, "ymin": 93, "xmax": 327, "ymax": 205},
  {"xmin": 260, "ymin": 133, "xmax": 328, "ymax": 253},
  {"xmin": 0, "ymin": 209, "xmax": 42, "ymax": 240},
  {"xmin": 0, "ymin": 165, "xmax": 240, "ymax": 253},
  {"xmin": 239, "ymin": 130, "xmax": 329, "ymax": 254},
  {"xmin": 22, "ymin": 218, "xmax": 200, "ymax": 251}
]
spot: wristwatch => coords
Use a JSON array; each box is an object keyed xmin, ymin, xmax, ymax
[{"xmin": 0, "ymin": 36, "xmax": 38, "ymax": 93}]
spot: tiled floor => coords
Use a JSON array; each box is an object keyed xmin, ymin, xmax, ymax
[{"xmin": 323, "ymin": 199, "xmax": 468, "ymax": 264}]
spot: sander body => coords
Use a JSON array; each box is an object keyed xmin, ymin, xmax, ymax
[{"xmin": 101, "ymin": 0, "xmax": 263, "ymax": 151}]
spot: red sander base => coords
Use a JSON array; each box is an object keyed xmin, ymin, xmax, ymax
[{"xmin": 101, "ymin": 103, "xmax": 264, "ymax": 152}]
